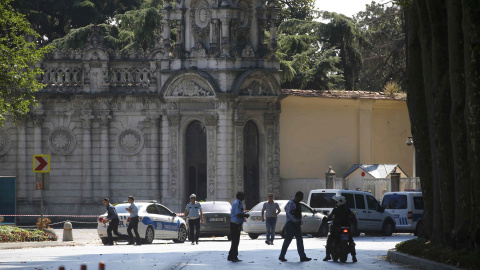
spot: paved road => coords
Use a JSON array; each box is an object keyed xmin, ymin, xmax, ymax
[{"xmin": 0, "ymin": 230, "xmax": 416, "ymax": 270}]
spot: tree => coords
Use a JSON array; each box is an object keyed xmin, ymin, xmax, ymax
[
  {"xmin": 0, "ymin": 0, "xmax": 53, "ymax": 125},
  {"xmin": 11, "ymin": 0, "xmax": 143, "ymax": 43},
  {"xmin": 276, "ymin": 0, "xmax": 317, "ymax": 22},
  {"xmin": 355, "ymin": 2, "xmax": 406, "ymax": 92},
  {"xmin": 400, "ymin": 0, "xmax": 480, "ymax": 251}
]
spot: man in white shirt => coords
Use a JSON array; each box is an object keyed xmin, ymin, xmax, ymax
[{"xmin": 261, "ymin": 193, "xmax": 281, "ymax": 245}]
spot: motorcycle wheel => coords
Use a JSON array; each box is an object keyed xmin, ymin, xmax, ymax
[{"xmin": 339, "ymin": 241, "xmax": 349, "ymax": 262}]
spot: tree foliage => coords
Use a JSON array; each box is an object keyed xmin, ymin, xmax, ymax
[
  {"xmin": 0, "ymin": 0, "xmax": 53, "ymax": 125},
  {"xmin": 276, "ymin": 0, "xmax": 317, "ymax": 22},
  {"xmin": 11, "ymin": 0, "xmax": 143, "ymax": 43}
]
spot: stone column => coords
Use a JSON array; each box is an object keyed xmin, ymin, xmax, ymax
[
  {"xmin": 174, "ymin": 20, "xmax": 184, "ymax": 58},
  {"xmin": 205, "ymin": 115, "xmax": 218, "ymax": 200},
  {"xmin": 147, "ymin": 111, "xmax": 161, "ymax": 200},
  {"xmin": 325, "ymin": 166, "xmax": 336, "ymax": 189},
  {"xmin": 167, "ymin": 115, "xmax": 180, "ymax": 197},
  {"xmin": 265, "ymin": 113, "xmax": 280, "ymax": 196},
  {"xmin": 16, "ymin": 119, "xmax": 27, "ymax": 200},
  {"xmin": 31, "ymin": 111, "xmax": 44, "ymax": 201},
  {"xmin": 97, "ymin": 111, "xmax": 111, "ymax": 199},
  {"xmin": 234, "ymin": 108, "xmax": 246, "ymax": 195},
  {"xmin": 80, "ymin": 110, "xmax": 94, "ymax": 202},
  {"xmin": 220, "ymin": 18, "xmax": 231, "ymax": 57}
]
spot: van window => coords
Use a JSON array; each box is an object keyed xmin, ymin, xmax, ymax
[
  {"xmin": 341, "ymin": 193, "xmax": 355, "ymax": 209},
  {"xmin": 309, "ymin": 193, "xmax": 336, "ymax": 208},
  {"xmin": 354, "ymin": 194, "xmax": 365, "ymax": 209},
  {"xmin": 366, "ymin": 195, "xmax": 379, "ymax": 210},
  {"xmin": 382, "ymin": 194, "xmax": 407, "ymax": 209},
  {"xmin": 413, "ymin": 196, "xmax": 424, "ymax": 210}
]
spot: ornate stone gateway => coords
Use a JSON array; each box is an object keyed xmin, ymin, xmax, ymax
[{"xmin": 0, "ymin": 0, "xmax": 282, "ymax": 217}]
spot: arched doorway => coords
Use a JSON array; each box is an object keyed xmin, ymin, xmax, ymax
[
  {"xmin": 243, "ymin": 120, "xmax": 259, "ymax": 210},
  {"xmin": 185, "ymin": 121, "xmax": 207, "ymax": 201}
]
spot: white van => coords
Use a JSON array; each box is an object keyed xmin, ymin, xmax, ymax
[
  {"xmin": 307, "ymin": 189, "xmax": 396, "ymax": 236},
  {"xmin": 381, "ymin": 191, "xmax": 423, "ymax": 233}
]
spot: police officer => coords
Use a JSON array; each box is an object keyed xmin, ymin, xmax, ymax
[
  {"xmin": 102, "ymin": 198, "xmax": 127, "ymax": 245},
  {"xmin": 184, "ymin": 194, "xmax": 203, "ymax": 245},
  {"xmin": 323, "ymin": 195, "xmax": 357, "ymax": 262},
  {"xmin": 228, "ymin": 191, "xmax": 250, "ymax": 262},
  {"xmin": 126, "ymin": 195, "xmax": 141, "ymax": 246}
]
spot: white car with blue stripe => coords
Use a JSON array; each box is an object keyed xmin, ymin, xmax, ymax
[
  {"xmin": 381, "ymin": 191, "xmax": 423, "ymax": 233},
  {"xmin": 97, "ymin": 201, "xmax": 187, "ymax": 244}
]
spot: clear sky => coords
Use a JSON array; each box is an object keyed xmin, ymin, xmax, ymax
[{"xmin": 315, "ymin": 0, "xmax": 386, "ymax": 17}]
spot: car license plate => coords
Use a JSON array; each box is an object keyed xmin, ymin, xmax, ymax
[
  {"xmin": 251, "ymin": 216, "xmax": 262, "ymax": 221},
  {"xmin": 341, "ymin": 234, "xmax": 349, "ymax": 240},
  {"xmin": 209, "ymin": 218, "xmax": 223, "ymax": 222}
]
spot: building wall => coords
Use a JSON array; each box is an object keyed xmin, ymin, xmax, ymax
[{"xmin": 279, "ymin": 96, "xmax": 413, "ymax": 185}]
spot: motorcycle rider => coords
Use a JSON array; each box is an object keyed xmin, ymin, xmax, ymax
[{"xmin": 322, "ymin": 195, "xmax": 357, "ymax": 262}]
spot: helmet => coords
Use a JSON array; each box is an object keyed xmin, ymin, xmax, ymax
[
  {"xmin": 332, "ymin": 195, "xmax": 346, "ymax": 206},
  {"xmin": 189, "ymin": 194, "xmax": 197, "ymax": 199}
]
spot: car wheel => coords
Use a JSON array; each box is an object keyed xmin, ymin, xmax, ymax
[
  {"xmin": 382, "ymin": 221, "xmax": 394, "ymax": 236},
  {"xmin": 173, "ymin": 225, "xmax": 187, "ymax": 243},
  {"xmin": 248, "ymin": 233, "xmax": 259, "ymax": 239},
  {"xmin": 142, "ymin": 226, "xmax": 155, "ymax": 244},
  {"xmin": 101, "ymin": 237, "xmax": 108, "ymax": 245}
]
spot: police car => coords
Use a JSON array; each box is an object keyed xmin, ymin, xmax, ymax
[
  {"xmin": 97, "ymin": 201, "xmax": 187, "ymax": 244},
  {"xmin": 381, "ymin": 191, "xmax": 424, "ymax": 234}
]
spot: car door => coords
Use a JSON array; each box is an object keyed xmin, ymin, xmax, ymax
[
  {"xmin": 366, "ymin": 194, "xmax": 383, "ymax": 230},
  {"xmin": 157, "ymin": 205, "xmax": 179, "ymax": 238},
  {"xmin": 353, "ymin": 194, "xmax": 367, "ymax": 230},
  {"xmin": 145, "ymin": 204, "xmax": 164, "ymax": 238},
  {"xmin": 300, "ymin": 203, "xmax": 317, "ymax": 233}
]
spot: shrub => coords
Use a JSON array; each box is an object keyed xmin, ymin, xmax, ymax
[
  {"xmin": 0, "ymin": 226, "xmax": 57, "ymax": 242},
  {"xmin": 36, "ymin": 218, "xmax": 51, "ymax": 229}
]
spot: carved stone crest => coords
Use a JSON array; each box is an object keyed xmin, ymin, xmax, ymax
[
  {"xmin": 191, "ymin": 1, "xmax": 211, "ymax": 37},
  {"xmin": 0, "ymin": 128, "xmax": 11, "ymax": 156},
  {"xmin": 171, "ymin": 81, "xmax": 213, "ymax": 97},
  {"xmin": 116, "ymin": 127, "xmax": 145, "ymax": 156},
  {"xmin": 239, "ymin": 81, "xmax": 272, "ymax": 96},
  {"xmin": 190, "ymin": 42, "xmax": 207, "ymax": 58},
  {"xmin": 48, "ymin": 127, "xmax": 77, "ymax": 155},
  {"xmin": 242, "ymin": 43, "xmax": 255, "ymax": 58}
]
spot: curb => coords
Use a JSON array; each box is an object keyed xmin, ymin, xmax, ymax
[
  {"xmin": 0, "ymin": 241, "xmax": 85, "ymax": 250},
  {"xmin": 387, "ymin": 249, "xmax": 462, "ymax": 270}
]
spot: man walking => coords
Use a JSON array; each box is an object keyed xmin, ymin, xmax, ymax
[
  {"xmin": 126, "ymin": 196, "xmax": 141, "ymax": 246},
  {"xmin": 262, "ymin": 193, "xmax": 281, "ymax": 245},
  {"xmin": 102, "ymin": 198, "xmax": 128, "ymax": 245},
  {"xmin": 228, "ymin": 191, "xmax": 250, "ymax": 262},
  {"xmin": 278, "ymin": 191, "xmax": 312, "ymax": 262},
  {"xmin": 184, "ymin": 194, "xmax": 203, "ymax": 245}
]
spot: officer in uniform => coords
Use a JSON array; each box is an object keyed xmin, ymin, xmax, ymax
[
  {"xmin": 184, "ymin": 194, "xmax": 203, "ymax": 245},
  {"xmin": 102, "ymin": 198, "xmax": 127, "ymax": 245}
]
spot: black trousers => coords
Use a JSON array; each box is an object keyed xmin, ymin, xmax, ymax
[
  {"xmin": 107, "ymin": 218, "xmax": 127, "ymax": 244},
  {"xmin": 188, "ymin": 218, "xmax": 201, "ymax": 242},
  {"xmin": 127, "ymin": 216, "xmax": 141, "ymax": 244},
  {"xmin": 228, "ymin": 222, "xmax": 241, "ymax": 260}
]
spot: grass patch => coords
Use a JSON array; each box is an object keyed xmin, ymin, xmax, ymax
[
  {"xmin": 0, "ymin": 226, "xmax": 58, "ymax": 242},
  {"xmin": 396, "ymin": 238, "xmax": 480, "ymax": 269}
]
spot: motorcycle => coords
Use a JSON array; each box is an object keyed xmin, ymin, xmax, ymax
[{"xmin": 330, "ymin": 226, "xmax": 354, "ymax": 263}]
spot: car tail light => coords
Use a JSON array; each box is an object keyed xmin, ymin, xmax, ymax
[
  {"xmin": 98, "ymin": 217, "xmax": 104, "ymax": 223},
  {"xmin": 407, "ymin": 211, "xmax": 413, "ymax": 219},
  {"xmin": 343, "ymin": 229, "xmax": 349, "ymax": 233}
]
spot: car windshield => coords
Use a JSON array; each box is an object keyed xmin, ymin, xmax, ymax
[
  {"xmin": 382, "ymin": 194, "xmax": 408, "ymax": 209},
  {"xmin": 202, "ymin": 203, "xmax": 231, "ymax": 212},
  {"xmin": 309, "ymin": 193, "xmax": 336, "ymax": 208}
]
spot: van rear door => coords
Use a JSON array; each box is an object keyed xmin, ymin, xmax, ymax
[
  {"xmin": 353, "ymin": 194, "xmax": 367, "ymax": 230},
  {"xmin": 309, "ymin": 192, "xmax": 336, "ymax": 215}
]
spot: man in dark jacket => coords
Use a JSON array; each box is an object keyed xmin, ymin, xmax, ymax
[
  {"xmin": 323, "ymin": 195, "xmax": 357, "ymax": 262},
  {"xmin": 102, "ymin": 198, "xmax": 127, "ymax": 245}
]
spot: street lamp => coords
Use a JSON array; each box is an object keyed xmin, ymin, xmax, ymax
[{"xmin": 406, "ymin": 137, "xmax": 415, "ymax": 177}]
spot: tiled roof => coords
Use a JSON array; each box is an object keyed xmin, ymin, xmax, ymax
[{"xmin": 281, "ymin": 89, "xmax": 406, "ymax": 100}]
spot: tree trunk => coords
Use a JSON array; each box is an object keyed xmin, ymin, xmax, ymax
[
  {"xmin": 405, "ymin": 3, "xmax": 435, "ymax": 240},
  {"xmin": 446, "ymin": 0, "xmax": 471, "ymax": 250},
  {"xmin": 462, "ymin": 0, "xmax": 480, "ymax": 250}
]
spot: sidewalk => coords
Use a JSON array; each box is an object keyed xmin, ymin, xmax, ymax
[
  {"xmin": 387, "ymin": 249, "xmax": 462, "ymax": 270},
  {"xmin": 0, "ymin": 228, "xmax": 101, "ymax": 250}
]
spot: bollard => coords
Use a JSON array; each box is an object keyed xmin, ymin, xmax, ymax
[
  {"xmin": 63, "ymin": 221, "xmax": 73, "ymax": 241},
  {"xmin": 99, "ymin": 262, "xmax": 105, "ymax": 270}
]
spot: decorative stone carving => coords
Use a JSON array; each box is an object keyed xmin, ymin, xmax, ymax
[
  {"xmin": 237, "ymin": 0, "xmax": 252, "ymax": 36},
  {"xmin": 0, "ymin": 128, "xmax": 11, "ymax": 156},
  {"xmin": 170, "ymin": 81, "xmax": 213, "ymax": 97},
  {"xmin": 116, "ymin": 127, "xmax": 145, "ymax": 156},
  {"xmin": 205, "ymin": 115, "xmax": 218, "ymax": 126},
  {"xmin": 242, "ymin": 43, "xmax": 255, "ymax": 58},
  {"xmin": 190, "ymin": 42, "xmax": 207, "ymax": 58},
  {"xmin": 239, "ymin": 81, "xmax": 272, "ymax": 96},
  {"xmin": 48, "ymin": 127, "xmax": 77, "ymax": 155},
  {"xmin": 235, "ymin": 127, "xmax": 244, "ymax": 191},
  {"xmin": 191, "ymin": 1, "xmax": 211, "ymax": 37},
  {"xmin": 207, "ymin": 128, "xmax": 216, "ymax": 196},
  {"xmin": 168, "ymin": 116, "xmax": 180, "ymax": 196}
]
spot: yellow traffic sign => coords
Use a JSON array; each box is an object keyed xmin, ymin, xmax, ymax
[{"xmin": 33, "ymin": 155, "xmax": 50, "ymax": 173}]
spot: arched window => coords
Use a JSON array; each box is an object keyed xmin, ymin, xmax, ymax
[{"xmin": 185, "ymin": 121, "xmax": 207, "ymax": 200}]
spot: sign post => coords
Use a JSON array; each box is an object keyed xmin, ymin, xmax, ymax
[{"xmin": 33, "ymin": 155, "xmax": 50, "ymax": 230}]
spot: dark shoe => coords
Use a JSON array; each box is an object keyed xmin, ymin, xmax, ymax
[
  {"xmin": 231, "ymin": 258, "xmax": 242, "ymax": 262},
  {"xmin": 300, "ymin": 257, "xmax": 312, "ymax": 262},
  {"xmin": 191, "ymin": 242, "xmax": 195, "ymax": 245},
  {"xmin": 196, "ymin": 241, "xmax": 199, "ymax": 245},
  {"xmin": 323, "ymin": 255, "xmax": 331, "ymax": 261},
  {"xmin": 278, "ymin": 257, "xmax": 287, "ymax": 262},
  {"xmin": 352, "ymin": 255, "xmax": 357, "ymax": 263},
  {"xmin": 265, "ymin": 240, "xmax": 270, "ymax": 245},
  {"xmin": 227, "ymin": 257, "xmax": 232, "ymax": 261},
  {"xmin": 270, "ymin": 242, "xmax": 274, "ymax": 245}
]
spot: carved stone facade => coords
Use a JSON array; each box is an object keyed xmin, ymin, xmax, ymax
[{"xmin": 0, "ymin": 0, "xmax": 281, "ymax": 220}]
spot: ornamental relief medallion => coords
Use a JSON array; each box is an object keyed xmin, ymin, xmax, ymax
[
  {"xmin": 169, "ymin": 80, "xmax": 214, "ymax": 97},
  {"xmin": 191, "ymin": 1, "xmax": 211, "ymax": 37},
  {"xmin": 116, "ymin": 127, "xmax": 145, "ymax": 156},
  {"xmin": 48, "ymin": 127, "xmax": 77, "ymax": 155},
  {"xmin": 0, "ymin": 128, "xmax": 11, "ymax": 156}
]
